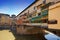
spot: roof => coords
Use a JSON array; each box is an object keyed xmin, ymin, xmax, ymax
[
  {"xmin": 16, "ymin": 0, "xmax": 39, "ymax": 17},
  {"xmin": 0, "ymin": 13, "xmax": 10, "ymax": 16}
]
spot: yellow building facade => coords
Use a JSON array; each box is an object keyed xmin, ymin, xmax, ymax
[
  {"xmin": 0, "ymin": 14, "xmax": 12, "ymax": 26},
  {"xmin": 48, "ymin": 2, "xmax": 60, "ymax": 29}
]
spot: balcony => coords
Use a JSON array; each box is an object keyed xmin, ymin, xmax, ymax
[{"xmin": 30, "ymin": 13, "xmax": 48, "ymax": 22}]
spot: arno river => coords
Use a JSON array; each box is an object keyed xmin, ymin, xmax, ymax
[{"xmin": 0, "ymin": 30, "xmax": 60, "ymax": 40}]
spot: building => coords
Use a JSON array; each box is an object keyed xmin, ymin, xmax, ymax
[
  {"xmin": 11, "ymin": 14, "xmax": 16, "ymax": 25},
  {"xmin": 48, "ymin": 2, "xmax": 60, "ymax": 36},
  {"xmin": 10, "ymin": 15, "xmax": 16, "ymax": 31},
  {"xmin": 16, "ymin": 0, "xmax": 60, "ymax": 35},
  {"xmin": 0, "ymin": 13, "xmax": 12, "ymax": 29}
]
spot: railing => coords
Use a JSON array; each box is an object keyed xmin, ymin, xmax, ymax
[
  {"xmin": 30, "ymin": 13, "xmax": 48, "ymax": 21},
  {"xmin": 23, "ymin": 23, "xmax": 48, "ymax": 29}
]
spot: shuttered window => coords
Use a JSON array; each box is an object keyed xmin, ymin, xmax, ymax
[{"xmin": 48, "ymin": 20, "xmax": 57, "ymax": 24}]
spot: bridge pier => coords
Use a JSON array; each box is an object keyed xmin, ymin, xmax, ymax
[{"xmin": 16, "ymin": 25, "xmax": 47, "ymax": 40}]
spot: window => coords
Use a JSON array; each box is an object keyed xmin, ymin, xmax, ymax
[
  {"xmin": 17, "ymin": 25, "xmax": 20, "ymax": 28},
  {"xmin": 34, "ymin": 6, "xmax": 36, "ymax": 10},
  {"xmin": 41, "ymin": 19, "xmax": 48, "ymax": 23},
  {"xmin": 29, "ymin": 15, "xmax": 32, "ymax": 17},
  {"xmin": 48, "ymin": 20, "xmax": 57, "ymax": 24},
  {"xmin": 41, "ymin": 2, "xmax": 55, "ymax": 10},
  {"xmin": 24, "ymin": 13, "xmax": 27, "ymax": 16},
  {"xmin": 43, "ymin": 0, "xmax": 46, "ymax": 4},
  {"xmin": 37, "ymin": 5, "xmax": 40, "ymax": 10},
  {"xmin": 23, "ymin": 18, "xmax": 26, "ymax": 19},
  {"xmin": 41, "ymin": 9, "xmax": 48, "ymax": 16},
  {"xmin": 38, "ymin": 13, "xmax": 41, "ymax": 16},
  {"xmin": 24, "ymin": 21, "xmax": 30, "ymax": 23}
]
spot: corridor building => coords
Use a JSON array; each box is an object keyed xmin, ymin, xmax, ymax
[{"xmin": 16, "ymin": 0, "xmax": 60, "ymax": 35}]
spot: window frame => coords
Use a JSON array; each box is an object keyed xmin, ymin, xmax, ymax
[{"xmin": 48, "ymin": 20, "xmax": 57, "ymax": 24}]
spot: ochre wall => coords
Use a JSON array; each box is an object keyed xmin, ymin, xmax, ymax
[
  {"xmin": 0, "ymin": 16, "xmax": 12, "ymax": 25},
  {"xmin": 48, "ymin": 3, "xmax": 60, "ymax": 29}
]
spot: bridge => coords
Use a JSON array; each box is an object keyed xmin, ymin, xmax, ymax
[{"xmin": 16, "ymin": 1, "xmax": 60, "ymax": 36}]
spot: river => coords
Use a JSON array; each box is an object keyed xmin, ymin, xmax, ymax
[{"xmin": 0, "ymin": 30, "xmax": 60, "ymax": 40}]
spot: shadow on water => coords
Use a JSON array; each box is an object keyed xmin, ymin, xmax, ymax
[
  {"xmin": 11, "ymin": 31, "xmax": 47, "ymax": 40},
  {"xmin": 0, "ymin": 26, "xmax": 10, "ymax": 31},
  {"xmin": 10, "ymin": 29, "xmax": 60, "ymax": 40}
]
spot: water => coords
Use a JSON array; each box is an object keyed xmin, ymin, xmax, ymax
[
  {"xmin": 0, "ymin": 30, "xmax": 60, "ymax": 40},
  {"xmin": 14, "ymin": 31, "xmax": 60, "ymax": 40},
  {"xmin": 45, "ymin": 32, "xmax": 60, "ymax": 40}
]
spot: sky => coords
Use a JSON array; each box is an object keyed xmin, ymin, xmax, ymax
[{"xmin": 0, "ymin": 0, "xmax": 35, "ymax": 16}]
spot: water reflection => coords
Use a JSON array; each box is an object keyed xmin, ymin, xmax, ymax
[
  {"xmin": 45, "ymin": 32, "xmax": 60, "ymax": 40},
  {"xmin": 0, "ymin": 29, "xmax": 60, "ymax": 40},
  {"xmin": 12, "ymin": 30, "xmax": 60, "ymax": 40},
  {"xmin": 13, "ymin": 33, "xmax": 46, "ymax": 40}
]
